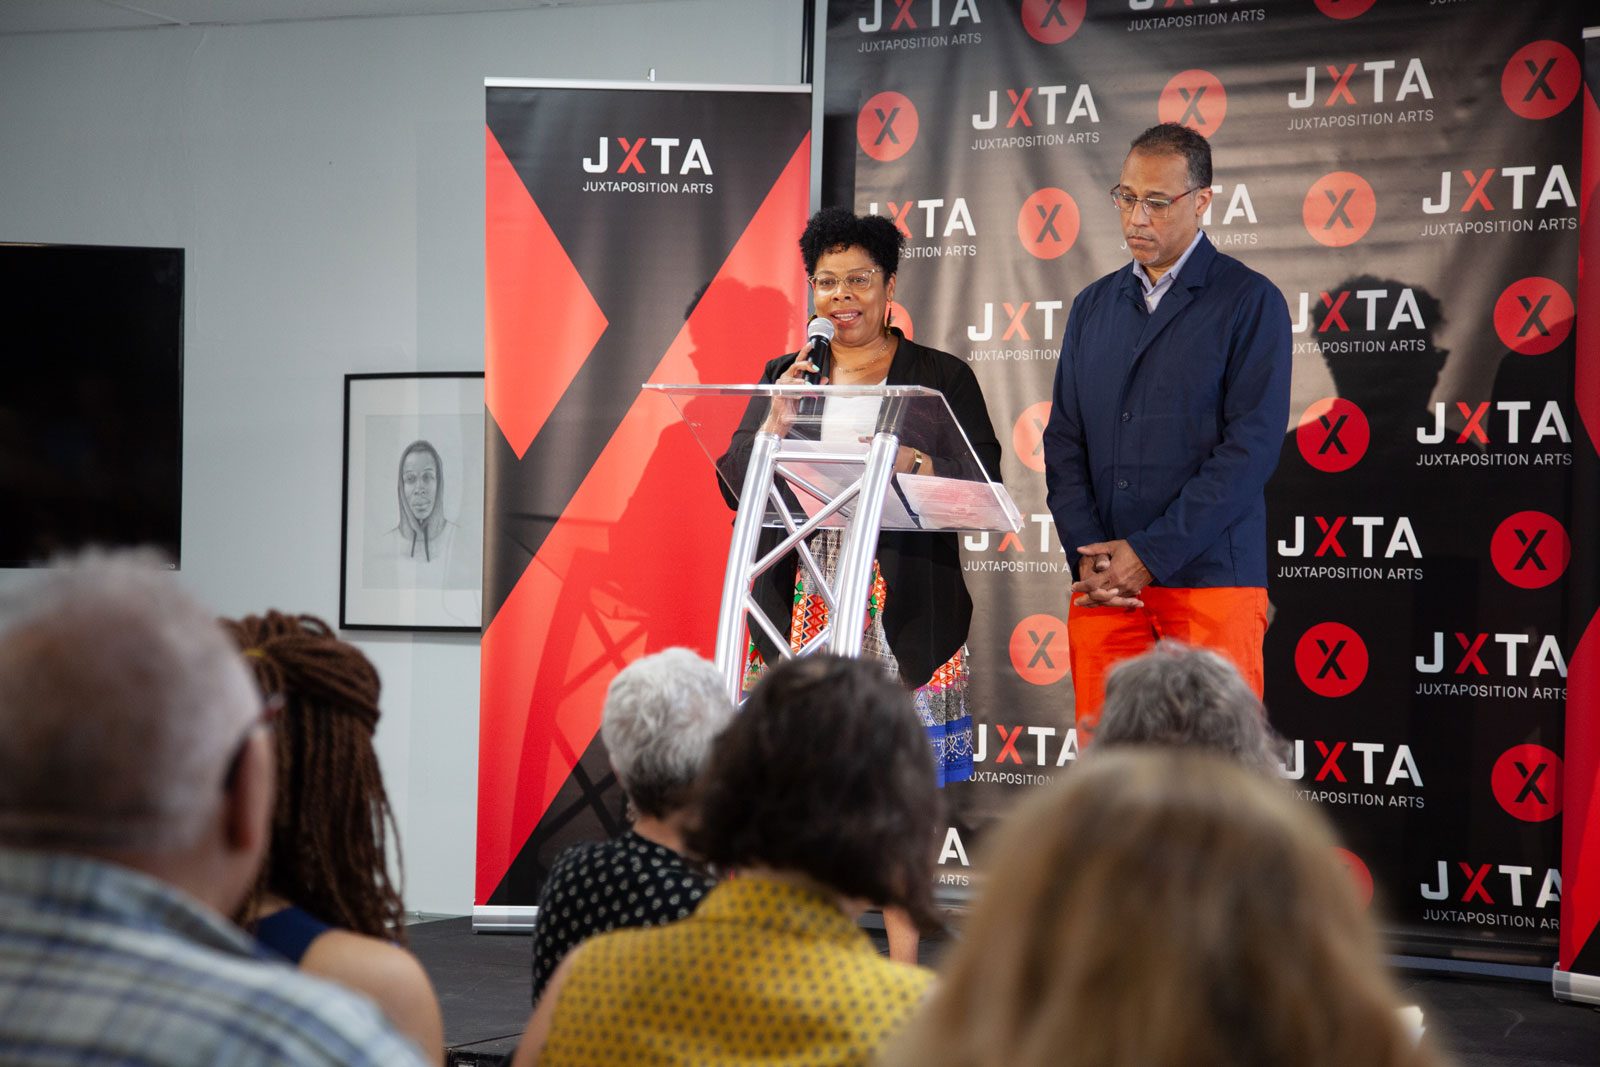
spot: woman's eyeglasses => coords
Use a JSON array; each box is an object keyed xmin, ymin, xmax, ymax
[{"xmin": 807, "ymin": 268, "xmax": 882, "ymax": 295}]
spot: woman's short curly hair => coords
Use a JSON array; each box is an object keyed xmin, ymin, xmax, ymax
[
  {"xmin": 687, "ymin": 654, "xmax": 941, "ymax": 931},
  {"xmin": 799, "ymin": 207, "xmax": 906, "ymax": 277}
]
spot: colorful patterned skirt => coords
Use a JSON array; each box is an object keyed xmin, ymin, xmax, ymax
[{"xmin": 744, "ymin": 530, "xmax": 974, "ymax": 787}]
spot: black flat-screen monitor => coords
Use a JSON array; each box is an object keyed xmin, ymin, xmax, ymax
[{"xmin": 0, "ymin": 243, "xmax": 184, "ymax": 567}]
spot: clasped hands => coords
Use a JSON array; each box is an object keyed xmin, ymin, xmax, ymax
[{"xmin": 1072, "ymin": 539, "xmax": 1152, "ymax": 609}]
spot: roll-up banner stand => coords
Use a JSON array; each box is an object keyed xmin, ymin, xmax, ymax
[
  {"xmin": 478, "ymin": 80, "xmax": 811, "ymax": 925},
  {"xmin": 1553, "ymin": 24, "xmax": 1599, "ymax": 1006}
]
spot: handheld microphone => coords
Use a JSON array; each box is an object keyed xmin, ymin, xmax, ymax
[{"xmin": 804, "ymin": 317, "xmax": 834, "ymax": 384}]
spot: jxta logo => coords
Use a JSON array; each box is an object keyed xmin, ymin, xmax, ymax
[
  {"xmin": 971, "ymin": 83, "xmax": 1098, "ymax": 129},
  {"xmin": 1280, "ymin": 738, "xmax": 1421, "ymax": 786},
  {"xmin": 1288, "ymin": 58, "xmax": 1432, "ymax": 109},
  {"xmin": 1313, "ymin": 0, "xmax": 1376, "ymax": 19},
  {"xmin": 858, "ymin": 92, "xmax": 919, "ymax": 163},
  {"xmin": 1490, "ymin": 511, "xmax": 1570, "ymax": 590},
  {"xmin": 581, "ymin": 137, "xmax": 711, "ymax": 175},
  {"xmin": 1417, "ymin": 401, "xmax": 1570, "ymax": 446},
  {"xmin": 1016, "ymin": 189, "xmax": 1079, "ymax": 260},
  {"xmin": 1493, "ymin": 278, "xmax": 1574, "ymax": 355},
  {"xmin": 1421, "ymin": 862, "xmax": 1560, "ymax": 907},
  {"xmin": 864, "ymin": 197, "xmax": 976, "ymax": 239},
  {"xmin": 1009, "ymin": 613, "xmax": 1071, "ymax": 685},
  {"xmin": 1295, "ymin": 398, "xmax": 1369, "ymax": 473},
  {"xmin": 1333, "ymin": 848, "xmax": 1375, "ymax": 908},
  {"xmin": 1022, "ymin": 0, "xmax": 1084, "ymax": 44},
  {"xmin": 1501, "ymin": 41, "xmax": 1580, "ymax": 120},
  {"xmin": 1491, "ymin": 745, "xmax": 1562, "ymax": 822},
  {"xmin": 1422, "ymin": 166, "xmax": 1575, "ymax": 214},
  {"xmin": 1011, "ymin": 402, "xmax": 1052, "ymax": 474},
  {"xmin": 938, "ymin": 827, "xmax": 970, "ymax": 867},
  {"xmin": 1158, "ymin": 70, "xmax": 1226, "ymax": 136},
  {"xmin": 1293, "ymin": 622, "xmax": 1368, "ymax": 697},
  {"xmin": 1199, "ymin": 184, "xmax": 1256, "ymax": 227},
  {"xmin": 1415, "ymin": 630, "xmax": 1567, "ymax": 678},
  {"xmin": 974, "ymin": 721, "xmax": 1078, "ymax": 765},
  {"xmin": 964, "ymin": 512, "xmax": 1061, "ymax": 554},
  {"xmin": 858, "ymin": 0, "xmax": 982, "ymax": 32},
  {"xmin": 1290, "ymin": 286, "xmax": 1425, "ymax": 335},
  {"xmin": 1277, "ymin": 516, "xmax": 1420, "ymax": 559},
  {"xmin": 968, "ymin": 300, "xmax": 1065, "ymax": 342},
  {"xmin": 1303, "ymin": 172, "xmax": 1375, "ymax": 247}
]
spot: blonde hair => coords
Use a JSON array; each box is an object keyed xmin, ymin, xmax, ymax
[{"xmin": 882, "ymin": 749, "xmax": 1444, "ymax": 1067}]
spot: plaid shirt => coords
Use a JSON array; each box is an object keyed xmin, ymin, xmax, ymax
[{"xmin": 0, "ymin": 847, "xmax": 430, "ymax": 1067}]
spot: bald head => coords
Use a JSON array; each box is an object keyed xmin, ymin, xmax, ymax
[{"xmin": 0, "ymin": 550, "xmax": 261, "ymax": 852}]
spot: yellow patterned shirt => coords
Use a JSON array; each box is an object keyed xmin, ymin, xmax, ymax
[{"xmin": 539, "ymin": 876, "xmax": 933, "ymax": 1066}]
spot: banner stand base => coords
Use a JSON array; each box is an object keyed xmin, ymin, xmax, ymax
[
  {"xmin": 1387, "ymin": 954, "xmax": 1552, "ymax": 984},
  {"xmin": 472, "ymin": 905, "xmax": 537, "ymax": 933},
  {"xmin": 1552, "ymin": 967, "xmax": 1600, "ymax": 1006}
]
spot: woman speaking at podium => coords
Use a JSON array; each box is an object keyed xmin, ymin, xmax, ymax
[{"xmin": 716, "ymin": 207, "xmax": 1002, "ymax": 961}]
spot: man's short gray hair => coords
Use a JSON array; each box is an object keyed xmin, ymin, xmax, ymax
[
  {"xmin": 1094, "ymin": 641, "xmax": 1284, "ymax": 771},
  {"xmin": 599, "ymin": 648, "xmax": 734, "ymax": 819},
  {"xmin": 0, "ymin": 550, "xmax": 260, "ymax": 851}
]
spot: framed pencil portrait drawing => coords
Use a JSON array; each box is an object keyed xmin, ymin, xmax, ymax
[{"xmin": 340, "ymin": 372, "xmax": 485, "ymax": 631}]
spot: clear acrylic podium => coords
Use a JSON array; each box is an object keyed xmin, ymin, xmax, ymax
[{"xmin": 645, "ymin": 383, "xmax": 1024, "ymax": 702}]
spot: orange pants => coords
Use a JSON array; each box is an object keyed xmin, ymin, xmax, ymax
[{"xmin": 1067, "ymin": 586, "xmax": 1267, "ymax": 746}]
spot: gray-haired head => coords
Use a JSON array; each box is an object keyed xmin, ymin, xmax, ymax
[
  {"xmin": 0, "ymin": 549, "xmax": 261, "ymax": 851},
  {"xmin": 1093, "ymin": 641, "xmax": 1284, "ymax": 772},
  {"xmin": 1129, "ymin": 121, "xmax": 1213, "ymax": 189},
  {"xmin": 600, "ymin": 648, "xmax": 735, "ymax": 819}
]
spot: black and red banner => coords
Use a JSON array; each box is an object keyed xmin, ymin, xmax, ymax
[
  {"xmin": 478, "ymin": 81, "xmax": 811, "ymax": 907},
  {"xmin": 1559, "ymin": 26, "xmax": 1600, "ymax": 991},
  {"xmin": 824, "ymin": 0, "xmax": 1589, "ymax": 964}
]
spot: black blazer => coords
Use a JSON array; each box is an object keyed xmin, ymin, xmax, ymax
[{"xmin": 715, "ymin": 331, "xmax": 1003, "ymax": 689}]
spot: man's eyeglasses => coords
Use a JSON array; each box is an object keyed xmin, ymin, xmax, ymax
[
  {"xmin": 221, "ymin": 692, "xmax": 284, "ymax": 791},
  {"xmin": 808, "ymin": 268, "xmax": 882, "ymax": 295},
  {"xmin": 1109, "ymin": 186, "xmax": 1200, "ymax": 219}
]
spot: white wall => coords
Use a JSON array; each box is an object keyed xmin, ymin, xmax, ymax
[{"xmin": 0, "ymin": 1, "xmax": 804, "ymax": 914}]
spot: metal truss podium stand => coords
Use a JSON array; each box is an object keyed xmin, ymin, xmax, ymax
[{"xmin": 647, "ymin": 383, "xmax": 1023, "ymax": 702}]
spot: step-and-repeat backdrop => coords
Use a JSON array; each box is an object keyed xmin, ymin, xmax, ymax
[{"xmin": 821, "ymin": 0, "xmax": 1590, "ymax": 967}]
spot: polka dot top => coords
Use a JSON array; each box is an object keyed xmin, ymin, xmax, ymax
[
  {"xmin": 531, "ymin": 832, "xmax": 713, "ymax": 1004},
  {"xmin": 539, "ymin": 877, "xmax": 934, "ymax": 1066}
]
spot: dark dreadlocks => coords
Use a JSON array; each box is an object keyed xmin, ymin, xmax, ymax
[{"xmin": 221, "ymin": 610, "xmax": 407, "ymax": 945}]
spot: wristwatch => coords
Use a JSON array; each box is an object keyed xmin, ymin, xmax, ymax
[{"xmin": 911, "ymin": 449, "xmax": 925, "ymax": 474}]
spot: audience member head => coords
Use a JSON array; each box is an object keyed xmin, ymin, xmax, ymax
[
  {"xmin": 222, "ymin": 610, "xmax": 406, "ymax": 943},
  {"xmin": 1094, "ymin": 641, "xmax": 1284, "ymax": 770},
  {"xmin": 600, "ymin": 647, "xmax": 734, "ymax": 820},
  {"xmin": 687, "ymin": 654, "xmax": 940, "ymax": 930},
  {"xmin": 0, "ymin": 550, "xmax": 270, "ymax": 912},
  {"xmin": 882, "ymin": 749, "xmax": 1439, "ymax": 1067}
]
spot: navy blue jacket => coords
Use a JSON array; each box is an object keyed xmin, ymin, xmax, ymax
[{"xmin": 1043, "ymin": 235, "xmax": 1291, "ymax": 588}]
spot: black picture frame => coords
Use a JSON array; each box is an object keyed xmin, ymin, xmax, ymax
[{"xmin": 339, "ymin": 372, "xmax": 485, "ymax": 631}]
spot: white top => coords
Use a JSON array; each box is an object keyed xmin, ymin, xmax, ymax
[{"xmin": 818, "ymin": 374, "xmax": 889, "ymax": 445}]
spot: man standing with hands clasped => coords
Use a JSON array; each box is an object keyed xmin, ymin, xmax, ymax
[{"xmin": 1043, "ymin": 122, "xmax": 1291, "ymax": 744}]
